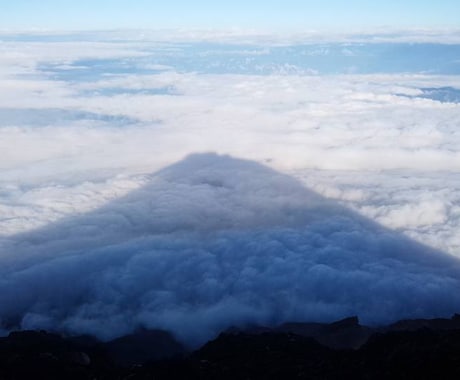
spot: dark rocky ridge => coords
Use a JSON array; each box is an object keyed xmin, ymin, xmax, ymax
[{"xmin": 1, "ymin": 315, "xmax": 460, "ymax": 379}]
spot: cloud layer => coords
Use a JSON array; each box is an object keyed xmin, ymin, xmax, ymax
[{"xmin": 1, "ymin": 32, "xmax": 460, "ymax": 346}]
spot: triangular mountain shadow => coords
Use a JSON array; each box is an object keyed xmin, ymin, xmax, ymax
[{"xmin": 1, "ymin": 153, "xmax": 460, "ymax": 347}]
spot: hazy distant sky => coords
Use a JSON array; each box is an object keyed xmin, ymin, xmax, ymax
[{"xmin": 1, "ymin": 0, "xmax": 460, "ymax": 31}]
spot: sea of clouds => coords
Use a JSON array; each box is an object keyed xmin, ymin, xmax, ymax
[{"xmin": 1, "ymin": 30, "xmax": 460, "ymax": 346}]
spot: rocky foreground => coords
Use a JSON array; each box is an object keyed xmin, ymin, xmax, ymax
[{"xmin": 1, "ymin": 315, "xmax": 460, "ymax": 379}]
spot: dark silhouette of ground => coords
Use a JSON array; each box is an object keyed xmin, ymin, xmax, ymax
[{"xmin": 2, "ymin": 315, "xmax": 460, "ymax": 379}]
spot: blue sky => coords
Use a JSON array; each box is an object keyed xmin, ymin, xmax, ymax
[{"xmin": 1, "ymin": 0, "xmax": 460, "ymax": 31}]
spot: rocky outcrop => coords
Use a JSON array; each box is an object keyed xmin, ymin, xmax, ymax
[
  {"xmin": 385, "ymin": 313, "xmax": 460, "ymax": 332},
  {"xmin": 275, "ymin": 316, "xmax": 373, "ymax": 349}
]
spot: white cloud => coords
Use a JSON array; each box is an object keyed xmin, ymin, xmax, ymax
[
  {"xmin": 7, "ymin": 28, "xmax": 458, "ymax": 45},
  {"xmin": 373, "ymin": 200, "xmax": 448, "ymax": 229},
  {"xmin": 0, "ymin": 33, "xmax": 459, "ymax": 346}
]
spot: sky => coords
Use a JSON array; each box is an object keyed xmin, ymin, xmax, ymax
[{"xmin": 1, "ymin": 0, "xmax": 460, "ymax": 31}]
